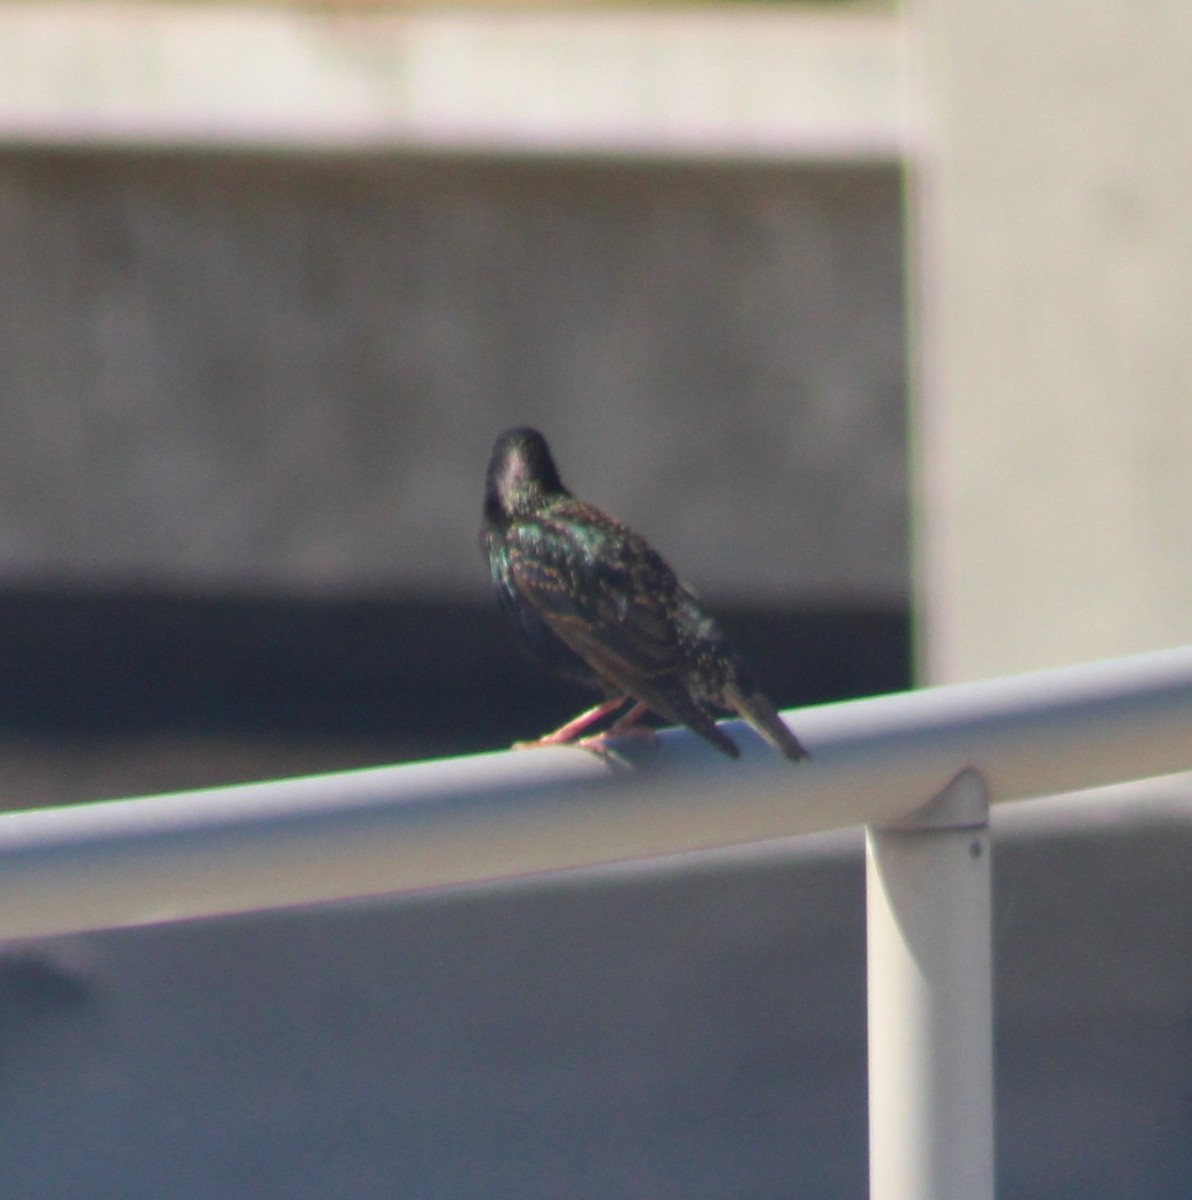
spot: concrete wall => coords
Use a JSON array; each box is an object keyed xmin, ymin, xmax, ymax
[
  {"xmin": 0, "ymin": 151, "xmax": 907, "ymax": 605},
  {"xmin": 913, "ymin": 0, "xmax": 1192, "ymax": 682}
]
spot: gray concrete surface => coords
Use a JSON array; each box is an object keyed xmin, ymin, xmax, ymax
[
  {"xmin": 0, "ymin": 151, "xmax": 906, "ymax": 604},
  {"xmin": 913, "ymin": 0, "xmax": 1192, "ymax": 680}
]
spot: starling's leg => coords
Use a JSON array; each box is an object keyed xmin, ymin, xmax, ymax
[
  {"xmin": 513, "ymin": 697, "xmax": 630, "ymax": 750},
  {"xmin": 604, "ymin": 702, "xmax": 657, "ymax": 741},
  {"xmin": 577, "ymin": 702, "xmax": 658, "ymax": 754}
]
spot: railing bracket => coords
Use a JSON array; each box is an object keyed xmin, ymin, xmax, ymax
[{"xmin": 887, "ymin": 765, "xmax": 991, "ymax": 831}]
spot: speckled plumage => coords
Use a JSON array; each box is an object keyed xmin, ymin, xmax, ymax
[{"xmin": 482, "ymin": 427, "xmax": 809, "ymax": 762}]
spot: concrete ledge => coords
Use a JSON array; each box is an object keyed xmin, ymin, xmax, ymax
[{"xmin": 0, "ymin": 3, "xmax": 907, "ymax": 159}]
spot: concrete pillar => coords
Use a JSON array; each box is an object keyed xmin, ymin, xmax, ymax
[{"xmin": 913, "ymin": 0, "xmax": 1192, "ymax": 682}]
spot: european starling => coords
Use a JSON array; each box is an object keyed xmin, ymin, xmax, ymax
[{"xmin": 482, "ymin": 427, "xmax": 809, "ymax": 762}]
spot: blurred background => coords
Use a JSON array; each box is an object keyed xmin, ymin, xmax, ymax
[
  {"xmin": 0, "ymin": 18, "xmax": 910, "ymax": 805},
  {"xmin": 0, "ymin": 2, "xmax": 1189, "ymax": 1198}
]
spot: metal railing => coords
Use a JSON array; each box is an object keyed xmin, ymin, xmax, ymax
[{"xmin": 2, "ymin": 645, "xmax": 1190, "ymax": 1199}]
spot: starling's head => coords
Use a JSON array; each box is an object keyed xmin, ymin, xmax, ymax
[{"xmin": 484, "ymin": 427, "xmax": 569, "ymax": 522}]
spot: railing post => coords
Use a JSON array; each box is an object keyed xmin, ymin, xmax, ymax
[{"xmin": 866, "ymin": 769, "xmax": 994, "ymax": 1200}]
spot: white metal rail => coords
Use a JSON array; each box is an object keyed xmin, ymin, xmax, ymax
[{"xmin": 1, "ymin": 645, "xmax": 1190, "ymax": 1199}]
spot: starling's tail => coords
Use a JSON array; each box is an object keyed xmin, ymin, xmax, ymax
[{"xmin": 723, "ymin": 685, "xmax": 810, "ymax": 762}]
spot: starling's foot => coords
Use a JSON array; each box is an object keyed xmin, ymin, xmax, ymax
[
  {"xmin": 574, "ymin": 711, "xmax": 659, "ymax": 763},
  {"xmin": 569, "ymin": 735, "xmax": 633, "ymax": 770}
]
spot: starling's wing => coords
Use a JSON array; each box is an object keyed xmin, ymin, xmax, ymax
[{"xmin": 506, "ymin": 506, "xmax": 740, "ymax": 758}]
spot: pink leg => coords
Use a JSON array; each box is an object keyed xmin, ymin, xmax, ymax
[
  {"xmin": 604, "ymin": 702, "xmax": 654, "ymax": 739},
  {"xmin": 513, "ymin": 697, "xmax": 629, "ymax": 749},
  {"xmin": 577, "ymin": 702, "xmax": 659, "ymax": 756}
]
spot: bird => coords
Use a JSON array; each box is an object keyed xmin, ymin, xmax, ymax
[{"xmin": 481, "ymin": 426, "xmax": 809, "ymax": 762}]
